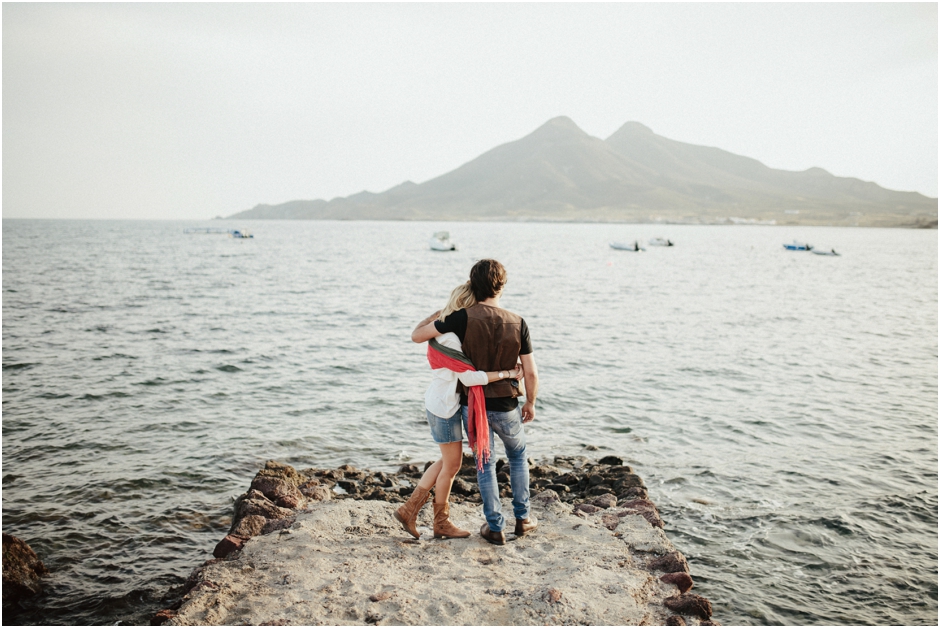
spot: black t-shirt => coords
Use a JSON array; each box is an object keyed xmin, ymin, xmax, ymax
[{"xmin": 433, "ymin": 309, "xmax": 532, "ymax": 411}]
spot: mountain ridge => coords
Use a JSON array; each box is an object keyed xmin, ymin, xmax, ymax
[{"xmin": 227, "ymin": 118, "xmax": 937, "ymax": 228}]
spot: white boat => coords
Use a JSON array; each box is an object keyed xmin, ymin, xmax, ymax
[
  {"xmin": 429, "ymin": 231, "xmax": 456, "ymax": 251},
  {"xmin": 812, "ymin": 248, "xmax": 840, "ymax": 256},
  {"xmin": 648, "ymin": 237, "xmax": 674, "ymax": 247},
  {"xmin": 783, "ymin": 240, "xmax": 813, "ymax": 251},
  {"xmin": 610, "ymin": 241, "xmax": 645, "ymax": 252}
]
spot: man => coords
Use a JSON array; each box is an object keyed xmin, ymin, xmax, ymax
[{"xmin": 412, "ymin": 259, "xmax": 539, "ymax": 545}]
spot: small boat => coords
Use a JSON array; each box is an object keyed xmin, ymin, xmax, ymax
[
  {"xmin": 429, "ymin": 231, "xmax": 456, "ymax": 251},
  {"xmin": 648, "ymin": 237, "xmax": 674, "ymax": 247},
  {"xmin": 610, "ymin": 241, "xmax": 645, "ymax": 252},
  {"xmin": 783, "ymin": 240, "xmax": 813, "ymax": 251},
  {"xmin": 184, "ymin": 227, "xmax": 253, "ymax": 238},
  {"xmin": 812, "ymin": 248, "xmax": 840, "ymax": 256},
  {"xmin": 229, "ymin": 229, "xmax": 253, "ymax": 239}
]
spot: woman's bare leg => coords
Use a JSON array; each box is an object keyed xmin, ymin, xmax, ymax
[
  {"xmin": 416, "ymin": 459, "xmax": 442, "ymax": 491},
  {"xmin": 434, "ymin": 442, "xmax": 463, "ymax": 504}
]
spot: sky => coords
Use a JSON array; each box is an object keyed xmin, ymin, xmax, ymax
[{"xmin": 3, "ymin": 2, "xmax": 937, "ymax": 220}]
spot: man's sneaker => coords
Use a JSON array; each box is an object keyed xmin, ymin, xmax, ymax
[
  {"xmin": 513, "ymin": 516, "xmax": 538, "ymax": 537},
  {"xmin": 480, "ymin": 523, "xmax": 506, "ymax": 545}
]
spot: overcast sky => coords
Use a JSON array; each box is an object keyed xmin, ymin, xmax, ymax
[{"xmin": 3, "ymin": 2, "xmax": 937, "ymax": 220}]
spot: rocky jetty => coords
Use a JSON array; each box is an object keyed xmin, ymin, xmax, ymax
[{"xmin": 155, "ymin": 455, "xmax": 718, "ymax": 626}]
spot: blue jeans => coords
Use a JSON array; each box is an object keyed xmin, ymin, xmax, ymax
[
  {"xmin": 426, "ymin": 408, "xmax": 463, "ymax": 444},
  {"xmin": 461, "ymin": 405, "xmax": 530, "ymax": 532}
]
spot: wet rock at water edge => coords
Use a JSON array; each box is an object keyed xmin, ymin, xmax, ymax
[
  {"xmin": 231, "ymin": 514, "xmax": 267, "ymax": 539},
  {"xmin": 213, "ymin": 534, "xmax": 246, "ymax": 559},
  {"xmin": 619, "ymin": 486, "xmax": 649, "ymax": 501},
  {"xmin": 598, "ymin": 455, "xmax": 624, "ymax": 466},
  {"xmin": 665, "ymin": 615, "xmax": 687, "ymax": 626},
  {"xmin": 663, "ymin": 593, "xmax": 712, "ymax": 619},
  {"xmin": 233, "ymin": 490, "xmax": 294, "ymax": 526},
  {"xmin": 660, "ymin": 571, "xmax": 694, "ymax": 593},
  {"xmin": 2, "ymin": 533, "xmax": 48, "ymax": 606},
  {"xmin": 648, "ymin": 551, "xmax": 690, "ymax": 574}
]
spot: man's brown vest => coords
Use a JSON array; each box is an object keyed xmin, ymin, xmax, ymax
[{"xmin": 459, "ymin": 303, "xmax": 524, "ymax": 399}]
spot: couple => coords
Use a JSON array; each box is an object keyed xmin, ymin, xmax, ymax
[{"xmin": 394, "ymin": 259, "xmax": 539, "ymax": 545}]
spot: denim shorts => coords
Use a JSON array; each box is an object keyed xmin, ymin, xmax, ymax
[{"xmin": 427, "ymin": 408, "xmax": 464, "ymax": 444}]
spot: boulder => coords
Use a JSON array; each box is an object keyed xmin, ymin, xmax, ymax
[
  {"xmin": 598, "ymin": 455, "xmax": 624, "ymax": 466},
  {"xmin": 665, "ymin": 615, "xmax": 687, "ymax": 626},
  {"xmin": 230, "ymin": 515, "xmax": 267, "ymax": 539},
  {"xmin": 648, "ymin": 551, "xmax": 690, "ymax": 574},
  {"xmin": 592, "ymin": 494, "xmax": 617, "ymax": 509},
  {"xmin": 212, "ymin": 534, "xmax": 246, "ymax": 559},
  {"xmin": 663, "ymin": 593, "xmax": 712, "ymax": 619},
  {"xmin": 261, "ymin": 518, "xmax": 295, "ymax": 535},
  {"xmin": 660, "ymin": 572, "xmax": 694, "ymax": 593},
  {"xmin": 301, "ymin": 486, "xmax": 332, "ymax": 501},
  {"xmin": 2, "ymin": 533, "xmax": 48, "ymax": 605}
]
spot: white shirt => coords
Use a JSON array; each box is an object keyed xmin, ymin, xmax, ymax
[{"xmin": 425, "ymin": 332, "xmax": 488, "ymax": 419}]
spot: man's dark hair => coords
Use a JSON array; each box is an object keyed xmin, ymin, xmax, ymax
[{"xmin": 469, "ymin": 259, "xmax": 507, "ymax": 302}]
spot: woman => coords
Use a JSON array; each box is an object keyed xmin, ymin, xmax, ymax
[{"xmin": 395, "ymin": 282, "xmax": 522, "ymax": 540}]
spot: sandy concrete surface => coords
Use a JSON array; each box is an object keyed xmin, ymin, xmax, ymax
[{"xmin": 168, "ymin": 493, "xmax": 711, "ymax": 626}]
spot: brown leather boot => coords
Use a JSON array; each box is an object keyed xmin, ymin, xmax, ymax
[
  {"xmin": 514, "ymin": 515, "xmax": 538, "ymax": 537},
  {"xmin": 432, "ymin": 501, "xmax": 471, "ymax": 539},
  {"xmin": 480, "ymin": 523, "xmax": 506, "ymax": 545},
  {"xmin": 394, "ymin": 486, "xmax": 431, "ymax": 539}
]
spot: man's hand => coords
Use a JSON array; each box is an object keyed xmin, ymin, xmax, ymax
[
  {"xmin": 521, "ymin": 401, "xmax": 536, "ymax": 423},
  {"xmin": 411, "ymin": 311, "xmax": 442, "ymax": 343}
]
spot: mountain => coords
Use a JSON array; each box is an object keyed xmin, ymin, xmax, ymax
[{"xmin": 227, "ymin": 117, "xmax": 937, "ymax": 228}]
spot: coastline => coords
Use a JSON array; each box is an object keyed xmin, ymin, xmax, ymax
[{"xmin": 154, "ymin": 456, "xmax": 718, "ymax": 626}]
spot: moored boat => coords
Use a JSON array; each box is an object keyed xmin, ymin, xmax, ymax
[
  {"xmin": 429, "ymin": 231, "xmax": 456, "ymax": 251},
  {"xmin": 783, "ymin": 240, "xmax": 813, "ymax": 251},
  {"xmin": 610, "ymin": 241, "xmax": 645, "ymax": 252},
  {"xmin": 648, "ymin": 237, "xmax": 674, "ymax": 247},
  {"xmin": 812, "ymin": 248, "xmax": 840, "ymax": 256}
]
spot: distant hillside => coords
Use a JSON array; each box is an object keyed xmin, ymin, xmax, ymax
[{"xmin": 227, "ymin": 117, "xmax": 937, "ymax": 228}]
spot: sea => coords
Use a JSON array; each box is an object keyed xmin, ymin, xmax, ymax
[{"xmin": 2, "ymin": 219, "xmax": 937, "ymax": 625}]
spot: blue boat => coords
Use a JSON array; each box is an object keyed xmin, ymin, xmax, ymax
[{"xmin": 783, "ymin": 240, "xmax": 813, "ymax": 251}]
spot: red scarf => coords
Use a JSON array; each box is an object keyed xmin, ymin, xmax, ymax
[{"xmin": 427, "ymin": 338, "xmax": 490, "ymax": 471}]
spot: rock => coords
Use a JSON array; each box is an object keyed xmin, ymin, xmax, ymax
[
  {"xmin": 601, "ymin": 513, "xmax": 619, "ymax": 531},
  {"xmin": 151, "ymin": 609, "xmax": 178, "ymax": 625},
  {"xmin": 262, "ymin": 518, "xmax": 296, "ymax": 535},
  {"xmin": 700, "ymin": 620, "xmax": 722, "ymax": 626},
  {"xmin": 587, "ymin": 474, "xmax": 606, "ymax": 487},
  {"xmin": 648, "ymin": 551, "xmax": 690, "ymax": 574},
  {"xmin": 544, "ymin": 587, "xmax": 563, "ymax": 604},
  {"xmin": 587, "ymin": 485, "xmax": 614, "ymax": 496},
  {"xmin": 251, "ymin": 475, "xmax": 302, "ymax": 504},
  {"xmin": 532, "ymin": 489, "xmax": 560, "ymax": 505},
  {"xmin": 530, "ymin": 465, "xmax": 555, "ymax": 478},
  {"xmin": 259, "ymin": 620, "xmax": 290, "ymax": 626},
  {"xmin": 546, "ymin": 484, "xmax": 571, "ymax": 494},
  {"xmin": 213, "ymin": 534, "xmax": 246, "ymax": 559},
  {"xmin": 397, "ymin": 464, "xmax": 419, "ymax": 475},
  {"xmin": 598, "ymin": 455, "xmax": 624, "ymax": 465},
  {"xmin": 275, "ymin": 494, "xmax": 302, "ymax": 509},
  {"xmin": 660, "ymin": 572, "xmax": 694, "ymax": 593},
  {"xmin": 2, "ymin": 533, "xmax": 48, "ymax": 604},
  {"xmin": 369, "ymin": 591, "xmax": 393, "ymax": 602},
  {"xmin": 584, "ymin": 444, "xmax": 599, "ymax": 451},
  {"xmin": 619, "ymin": 486, "xmax": 649, "ymax": 501},
  {"xmin": 618, "ymin": 499, "xmax": 664, "ymax": 528},
  {"xmin": 613, "ymin": 474, "xmax": 645, "ymax": 490},
  {"xmin": 451, "ymin": 477, "xmax": 475, "ymax": 496},
  {"xmin": 665, "ymin": 615, "xmax": 687, "ymax": 626},
  {"xmin": 337, "ymin": 479, "xmax": 360, "ymax": 494},
  {"xmin": 663, "ymin": 593, "xmax": 712, "ymax": 619},
  {"xmin": 259, "ymin": 461, "xmax": 304, "ymax": 485},
  {"xmin": 362, "ymin": 488, "xmax": 389, "ymax": 501},
  {"xmin": 592, "ymin": 494, "xmax": 617, "ymax": 509},
  {"xmin": 301, "ymin": 486, "xmax": 332, "ymax": 501},
  {"xmin": 423, "ymin": 461, "xmax": 434, "ymax": 472},
  {"xmin": 496, "ymin": 471, "xmax": 511, "ymax": 484},
  {"xmin": 233, "ymin": 491, "xmax": 294, "ymax": 525},
  {"xmin": 553, "ymin": 473, "xmax": 580, "ymax": 485},
  {"xmin": 231, "ymin": 514, "xmax": 267, "ymax": 539},
  {"xmin": 495, "ymin": 459, "xmax": 507, "ymax": 473},
  {"xmin": 573, "ymin": 503, "xmax": 601, "ymax": 515}
]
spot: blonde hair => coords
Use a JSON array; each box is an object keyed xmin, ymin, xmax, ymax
[{"xmin": 439, "ymin": 282, "xmax": 476, "ymax": 322}]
